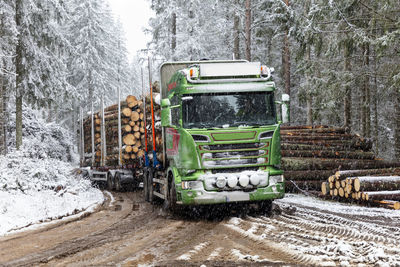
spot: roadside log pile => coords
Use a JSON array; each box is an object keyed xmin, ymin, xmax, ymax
[
  {"xmin": 321, "ymin": 168, "xmax": 400, "ymax": 210},
  {"xmin": 281, "ymin": 125, "xmax": 400, "ymax": 189},
  {"xmin": 281, "ymin": 125, "xmax": 400, "ymax": 210}
]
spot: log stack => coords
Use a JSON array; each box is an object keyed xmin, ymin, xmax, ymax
[
  {"xmin": 82, "ymin": 94, "xmax": 149, "ymax": 166},
  {"xmin": 281, "ymin": 125, "xmax": 400, "ymax": 192},
  {"xmin": 81, "ymin": 83, "xmax": 163, "ymax": 167},
  {"xmin": 321, "ymin": 168, "xmax": 400, "ymax": 210},
  {"xmin": 82, "ymin": 113, "xmax": 101, "ymax": 165}
]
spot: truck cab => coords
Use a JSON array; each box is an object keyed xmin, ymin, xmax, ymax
[{"xmin": 159, "ymin": 60, "xmax": 285, "ymax": 207}]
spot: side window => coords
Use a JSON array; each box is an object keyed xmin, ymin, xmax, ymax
[{"xmin": 171, "ymin": 95, "xmax": 180, "ymax": 126}]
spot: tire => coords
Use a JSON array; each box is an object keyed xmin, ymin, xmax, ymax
[
  {"xmin": 260, "ymin": 200, "xmax": 273, "ymax": 215},
  {"xmin": 115, "ymin": 172, "xmax": 122, "ymax": 192},
  {"xmin": 107, "ymin": 172, "xmax": 114, "ymax": 191},
  {"xmin": 143, "ymin": 170, "xmax": 149, "ymax": 202},
  {"xmin": 148, "ymin": 170, "xmax": 154, "ymax": 203},
  {"xmin": 164, "ymin": 175, "xmax": 177, "ymax": 212}
]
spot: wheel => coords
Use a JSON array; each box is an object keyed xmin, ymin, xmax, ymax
[
  {"xmin": 148, "ymin": 170, "xmax": 154, "ymax": 203},
  {"xmin": 143, "ymin": 170, "xmax": 149, "ymax": 202},
  {"xmin": 107, "ymin": 172, "xmax": 114, "ymax": 191},
  {"xmin": 260, "ymin": 200, "xmax": 273, "ymax": 215},
  {"xmin": 115, "ymin": 172, "xmax": 122, "ymax": 192},
  {"xmin": 164, "ymin": 175, "xmax": 177, "ymax": 211}
]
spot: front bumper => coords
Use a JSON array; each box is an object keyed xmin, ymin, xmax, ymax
[{"xmin": 177, "ymin": 172, "xmax": 284, "ymax": 205}]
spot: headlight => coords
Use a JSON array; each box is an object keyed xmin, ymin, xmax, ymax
[
  {"xmin": 239, "ymin": 174, "xmax": 250, "ymax": 187},
  {"xmin": 269, "ymin": 175, "xmax": 284, "ymax": 185},
  {"xmin": 250, "ymin": 173, "xmax": 261, "ymax": 186},
  {"xmin": 181, "ymin": 180, "xmax": 202, "ymax": 190},
  {"xmin": 227, "ymin": 175, "xmax": 238, "ymax": 188},
  {"xmin": 215, "ymin": 176, "xmax": 226, "ymax": 188}
]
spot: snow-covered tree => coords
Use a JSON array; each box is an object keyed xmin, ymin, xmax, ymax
[{"xmin": 0, "ymin": 0, "xmax": 17, "ymax": 154}]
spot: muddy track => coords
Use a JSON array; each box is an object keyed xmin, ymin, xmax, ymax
[{"xmin": 0, "ymin": 191, "xmax": 399, "ymax": 266}]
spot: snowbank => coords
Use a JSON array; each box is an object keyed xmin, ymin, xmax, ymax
[{"xmin": 0, "ymin": 107, "xmax": 103, "ymax": 236}]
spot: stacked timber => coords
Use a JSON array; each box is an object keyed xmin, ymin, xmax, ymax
[
  {"xmin": 321, "ymin": 168, "xmax": 400, "ymax": 210},
  {"xmin": 82, "ymin": 113, "xmax": 101, "ymax": 166},
  {"xmin": 81, "ymin": 82, "xmax": 164, "ymax": 167},
  {"xmin": 282, "ymin": 125, "xmax": 400, "ymax": 192},
  {"xmin": 105, "ymin": 94, "xmax": 146, "ymax": 165},
  {"xmin": 82, "ymin": 95, "xmax": 146, "ymax": 166}
]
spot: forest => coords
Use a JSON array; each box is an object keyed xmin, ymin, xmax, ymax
[{"xmin": 0, "ymin": 0, "xmax": 400, "ymax": 161}]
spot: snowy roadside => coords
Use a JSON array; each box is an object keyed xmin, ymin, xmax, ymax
[
  {"xmin": 0, "ymin": 152, "xmax": 104, "ymax": 236},
  {"xmin": 277, "ymin": 193, "xmax": 400, "ymax": 218},
  {"xmin": 0, "ymin": 107, "xmax": 104, "ymax": 237}
]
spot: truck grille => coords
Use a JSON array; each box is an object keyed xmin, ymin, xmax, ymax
[{"xmin": 200, "ymin": 142, "xmax": 269, "ymax": 168}]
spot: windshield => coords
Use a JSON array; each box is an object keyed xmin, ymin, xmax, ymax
[{"xmin": 182, "ymin": 92, "xmax": 276, "ymax": 129}]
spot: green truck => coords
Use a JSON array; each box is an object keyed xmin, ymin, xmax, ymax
[{"xmin": 143, "ymin": 60, "xmax": 288, "ymax": 211}]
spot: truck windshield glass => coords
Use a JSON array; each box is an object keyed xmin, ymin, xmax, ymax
[{"xmin": 182, "ymin": 92, "xmax": 276, "ymax": 129}]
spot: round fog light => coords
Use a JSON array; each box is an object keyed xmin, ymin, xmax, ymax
[
  {"xmin": 250, "ymin": 174, "xmax": 261, "ymax": 186},
  {"xmin": 239, "ymin": 174, "xmax": 250, "ymax": 187},
  {"xmin": 227, "ymin": 175, "xmax": 238, "ymax": 188},
  {"xmin": 215, "ymin": 176, "xmax": 226, "ymax": 188}
]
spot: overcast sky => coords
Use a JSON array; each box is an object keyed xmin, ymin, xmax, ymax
[{"xmin": 108, "ymin": 0, "xmax": 154, "ymax": 59}]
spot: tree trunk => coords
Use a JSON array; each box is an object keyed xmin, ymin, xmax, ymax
[
  {"xmin": 233, "ymin": 3, "xmax": 240, "ymax": 60},
  {"xmin": 364, "ymin": 190, "xmax": 400, "ymax": 201},
  {"xmin": 281, "ymin": 150, "xmax": 375, "ymax": 160},
  {"xmin": 352, "ymin": 176, "xmax": 400, "ymax": 192},
  {"xmin": 0, "ymin": 72, "xmax": 6, "ymax": 155},
  {"xmin": 245, "ymin": 0, "xmax": 251, "ymax": 61},
  {"xmin": 395, "ymin": 88, "xmax": 400, "ymax": 160},
  {"xmin": 281, "ymin": 127, "xmax": 348, "ymax": 134},
  {"xmin": 282, "ymin": 139, "xmax": 371, "ymax": 150},
  {"xmin": 334, "ymin": 168, "xmax": 400, "ymax": 180},
  {"xmin": 344, "ymin": 42, "xmax": 352, "ymax": 129},
  {"xmin": 306, "ymin": 95, "xmax": 313, "ymax": 126},
  {"xmin": 283, "ymin": 0, "xmax": 291, "ymax": 98},
  {"xmin": 15, "ymin": 0, "xmax": 24, "ymax": 150},
  {"xmin": 284, "ymin": 170, "xmax": 334, "ymax": 181},
  {"xmin": 281, "ymin": 134, "xmax": 361, "ymax": 141},
  {"xmin": 282, "ymin": 157, "xmax": 400, "ymax": 171},
  {"xmin": 15, "ymin": 96, "xmax": 22, "ymax": 150},
  {"xmin": 171, "ymin": 12, "xmax": 176, "ymax": 59},
  {"xmin": 361, "ymin": 43, "xmax": 370, "ymax": 137}
]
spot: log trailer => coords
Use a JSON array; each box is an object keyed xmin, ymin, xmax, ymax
[{"xmin": 80, "ymin": 60, "xmax": 289, "ymax": 211}]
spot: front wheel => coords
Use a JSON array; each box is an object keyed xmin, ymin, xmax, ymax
[
  {"xmin": 260, "ymin": 200, "xmax": 273, "ymax": 215},
  {"xmin": 164, "ymin": 177, "xmax": 177, "ymax": 212}
]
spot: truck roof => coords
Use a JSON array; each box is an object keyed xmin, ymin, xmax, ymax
[{"xmin": 160, "ymin": 60, "xmax": 247, "ymax": 98}]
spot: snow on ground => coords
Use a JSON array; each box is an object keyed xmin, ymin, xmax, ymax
[
  {"xmin": 0, "ymin": 107, "xmax": 103, "ymax": 236},
  {"xmin": 277, "ymin": 193, "xmax": 400, "ymax": 219}
]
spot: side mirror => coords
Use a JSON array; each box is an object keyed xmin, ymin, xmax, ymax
[
  {"xmin": 161, "ymin": 107, "xmax": 172, "ymax": 127},
  {"xmin": 281, "ymin": 94, "xmax": 290, "ymax": 124}
]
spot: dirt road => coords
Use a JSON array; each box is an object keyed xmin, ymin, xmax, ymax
[{"xmin": 1, "ymin": 191, "xmax": 399, "ymax": 266}]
